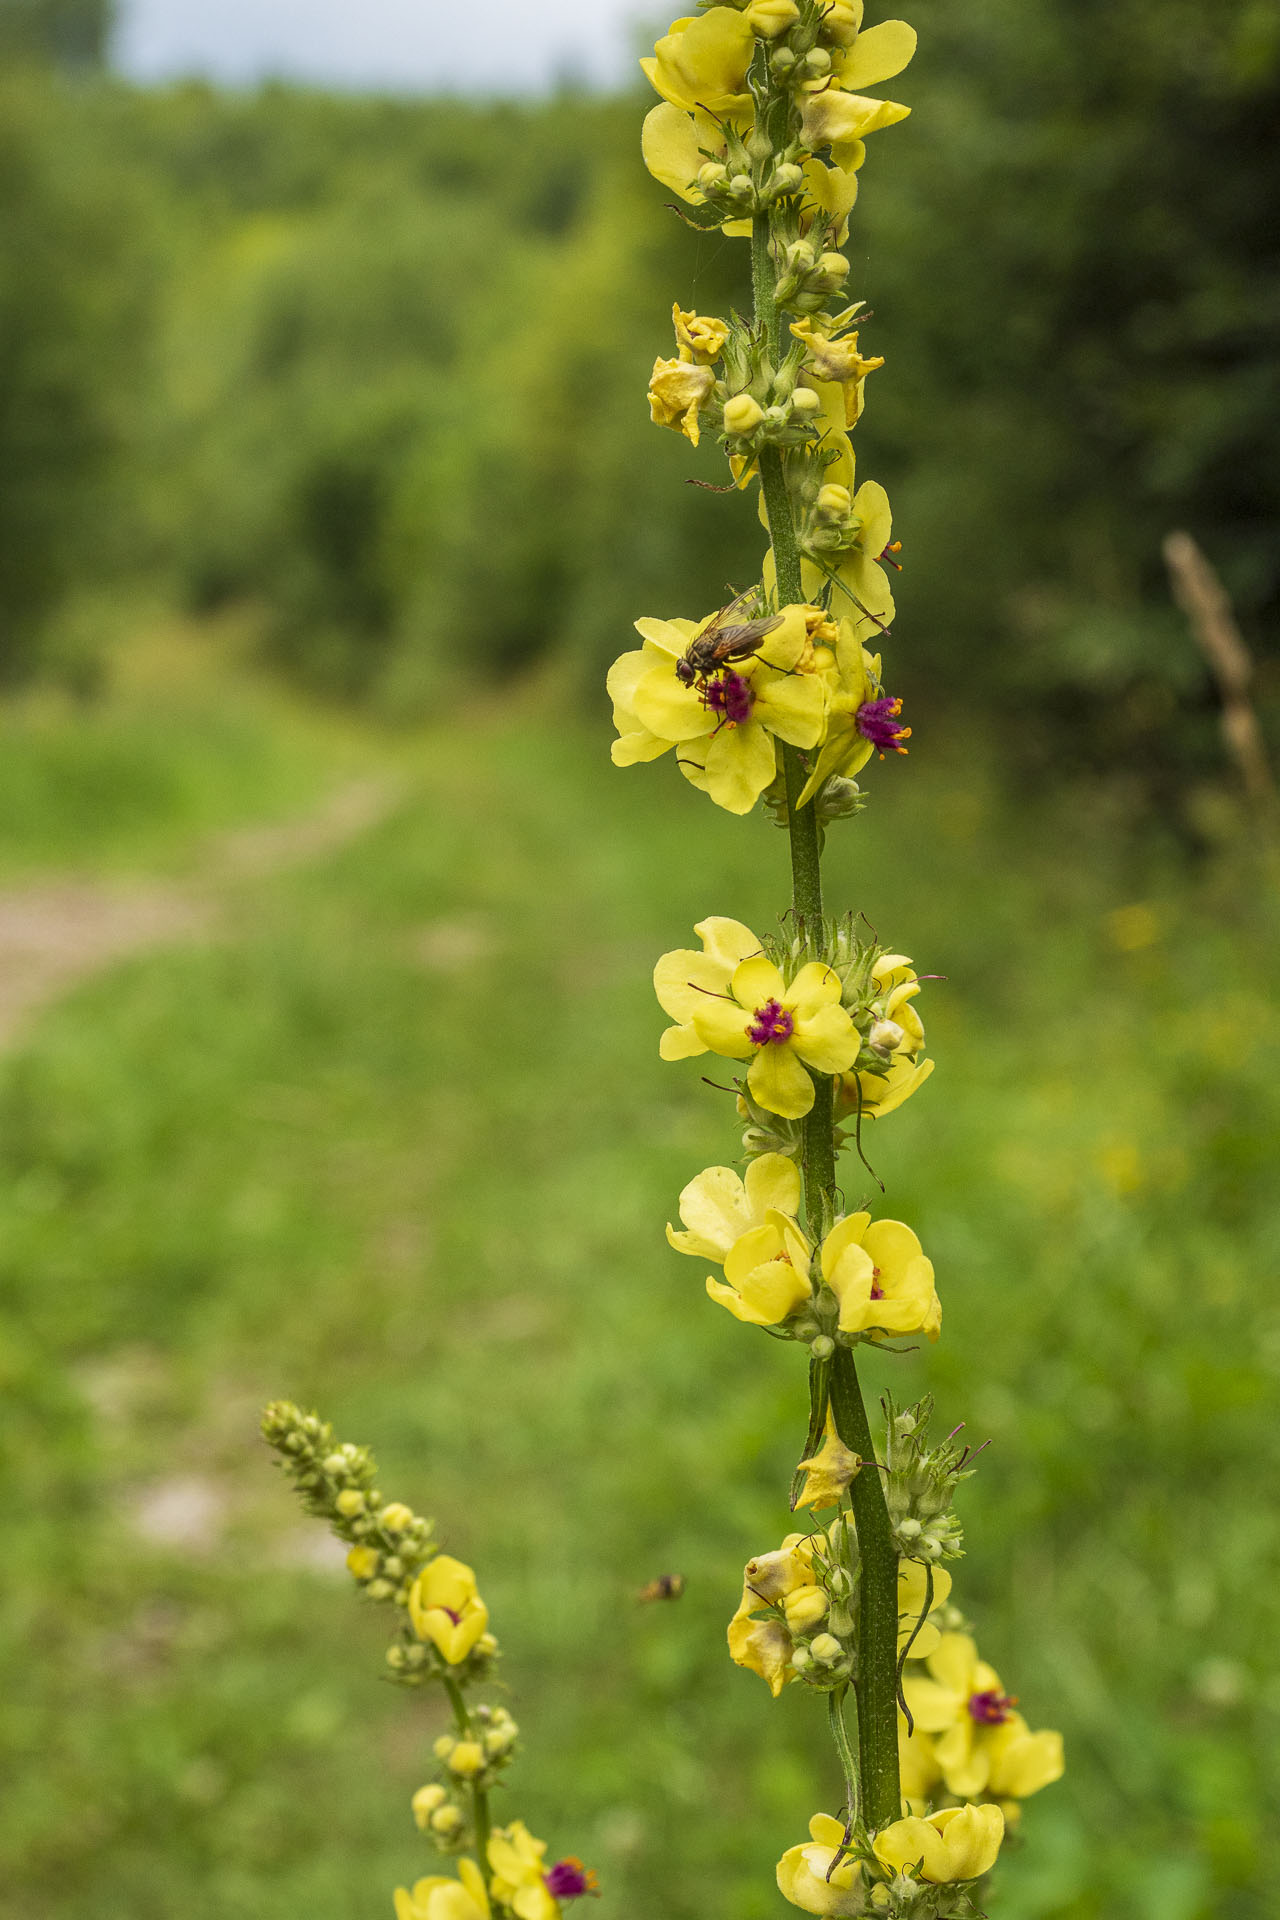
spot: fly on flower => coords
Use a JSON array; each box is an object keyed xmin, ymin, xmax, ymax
[{"xmin": 674, "ymin": 587, "xmax": 784, "ymax": 688}]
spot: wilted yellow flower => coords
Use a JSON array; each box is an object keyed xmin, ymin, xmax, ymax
[
  {"xmin": 687, "ymin": 949, "xmax": 859, "ymax": 1117},
  {"xmin": 667, "ymin": 1152, "xmax": 802, "ymax": 1260},
  {"xmin": 902, "ymin": 1633, "xmax": 1065, "ymax": 1801},
  {"xmin": 486, "ymin": 1823, "xmax": 558, "ymax": 1920},
  {"xmin": 408, "ymin": 1555, "xmax": 490, "ymax": 1665},
  {"xmin": 799, "ymin": 88, "xmax": 911, "ymax": 161},
  {"xmin": 793, "ymin": 1417, "xmax": 861, "ymax": 1509},
  {"xmin": 394, "ymin": 1860, "xmax": 490, "ymax": 1920},
  {"xmin": 641, "ymin": 9, "xmax": 755, "ymax": 115},
  {"xmin": 790, "ymin": 315, "xmax": 884, "ymax": 428},
  {"xmin": 672, "ymin": 302, "xmax": 730, "ymax": 364},
  {"xmin": 819, "ymin": 1211, "xmax": 940, "ymax": 1341},
  {"xmin": 706, "ymin": 1210, "xmax": 814, "ymax": 1327},
  {"xmin": 648, "ymin": 355, "xmax": 715, "ymax": 446},
  {"xmin": 872, "ymin": 1804, "xmax": 1004, "ymax": 1884},
  {"xmin": 776, "ymin": 1813, "xmax": 863, "ymax": 1915},
  {"xmin": 728, "ymin": 1532, "xmax": 817, "ymax": 1694}
]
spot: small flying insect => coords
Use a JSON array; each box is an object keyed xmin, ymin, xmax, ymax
[
  {"xmin": 637, "ymin": 1572, "xmax": 686, "ymax": 1602},
  {"xmin": 674, "ymin": 588, "xmax": 783, "ymax": 687}
]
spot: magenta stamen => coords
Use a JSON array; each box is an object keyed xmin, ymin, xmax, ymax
[
  {"xmin": 856, "ymin": 695, "xmax": 911, "ymax": 756},
  {"xmin": 747, "ymin": 998, "xmax": 794, "ymax": 1047},
  {"xmin": 969, "ymin": 1689, "xmax": 1016, "ymax": 1725},
  {"xmin": 544, "ymin": 1860, "xmax": 598, "ymax": 1899},
  {"xmin": 869, "ymin": 1264, "xmax": 884, "ymax": 1302},
  {"xmin": 704, "ymin": 669, "xmax": 754, "ymax": 726}
]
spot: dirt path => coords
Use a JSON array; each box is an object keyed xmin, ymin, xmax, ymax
[{"xmin": 0, "ymin": 775, "xmax": 402, "ymax": 1048}]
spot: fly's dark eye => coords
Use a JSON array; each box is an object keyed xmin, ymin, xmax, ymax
[{"xmin": 675, "ymin": 660, "xmax": 697, "ymax": 685}]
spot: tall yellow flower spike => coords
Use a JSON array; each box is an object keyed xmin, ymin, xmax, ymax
[{"xmin": 618, "ymin": 2, "xmax": 1064, "ymax": 1910}]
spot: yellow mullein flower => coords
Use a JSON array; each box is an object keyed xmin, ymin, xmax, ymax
[
  {"xmin": 407, "ymin": 1555, "xmax": 490, "ymax": 1664},
  {"xmin": 652, "ymin": 915, "xmax": 762, "ymax": 1059},
  {"xmin": 793, "ymin": 1416, "xmax": 861, "ymax": 1509},
  {"xmin": 394, "ymin": 1860, "xmax": 490, "ymax": 1920},
  {"xmin": 346, "ymin": 1544, "xmax": 380, "ymax": 1580},
  {"xmin": 686, "ymin": 949, "xmax": 859, "ymax": 1117},
  {"xmin": 667, "ymin": 1152, "xmax": 802, "ymax": 1259},
  {"xmin": 706, "ymin": 1209, "xmax": 814, "ymax": 1326},
  {"xmin": 902, "ymin": 1633, "xmax": 1065, "ymax": 1802},
  {"xmin": 898, "ymin": 1561, "xmax": 952, "ymax": 1658},
  {"xmin": 799, "ymin": 88, "xmax": 911, "ymax": 163},
  {"xmin": 486, "ymin": 1823, "xmax": 559, "ymax": 1920},
  {"xmin": 647, "ymin": 356, "xmax": 715, "ymax": 446},
  {"xmin": 641, "ymin": 9, "xmax": 755, "ymax": 116},
  {"xmin": 835, "ymin": 953, "xmax": 932, "ymax": 1119},
  {"xmin": 672, "ymin": 302, "xmax": 730, "ymax": 364},
  {"xmin": 790, "ymin": 315, "xmax": 884, "ymax": 429},
  {"xmin": 609, "ymin": 604, "xmax": 826, "ymax": 815},
  {"xmin": 776, "ymin": 1814, "xmax": 864, "ymax": 1916},
  {"xmin": 819, "ymin": 1212, "xmax": 941, "ymax": 1341},
  {"xmin": 797, "ymin": 622, "xmax": 908, "ymax": 807},
  {"xmin": 872, "ymin": 1804, "xmax": 1004, "ymax": 1885}
]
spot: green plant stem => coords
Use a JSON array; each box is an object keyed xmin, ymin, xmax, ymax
[
  {"xmin": 830, "ymin": 1351, "xmax": 902, "ymax": 1829},
  {"xmin": 443, "ymin": 1675, "xmax": 492, "ymax": 1864},
  {"xmin": 752, "ymin": 202, "xmax": 902, "ymax": 1833}
]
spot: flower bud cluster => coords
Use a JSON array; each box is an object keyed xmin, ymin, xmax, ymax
[
  {"xmin": 882, "ymin": 1395, "xmax": 976, "ymax": 1563},
  {"xmin": 411, "ymin": 1780, "xmax": 470, "ymax": 1851},
  {"xmin": 773, "ymin": 237, "xmax": 852, "ymax": 313},
  {"xmin": 432, "ymin": 1704, "xmax": 520, "ymax": 1795},
  {"xmin": 261, "ymin": 1401, "xmax": 437, "ymax": 1607}
]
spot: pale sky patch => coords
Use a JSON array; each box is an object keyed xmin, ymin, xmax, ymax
[{"xmin": 113, "ymin": 0, "xmax": 666, "ymax": 93}]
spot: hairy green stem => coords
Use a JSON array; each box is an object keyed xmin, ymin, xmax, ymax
[
  {"xmin": 753, "ymin": 176, "xmax": 902, "ymax": 1837},
  {"xmin": 830, "ymin": 1351, "xmax": 902, "ymax": 1828},
  {"xmin": 443, "ymin": 1675, "xmax": 492, "ymax": 1864}
]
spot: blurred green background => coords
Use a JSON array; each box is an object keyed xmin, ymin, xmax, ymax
[{"xmin": 1, "ymin": 1, "xmax": 1278, "ymax": 1917}]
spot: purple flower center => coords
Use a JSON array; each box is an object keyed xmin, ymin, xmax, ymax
[
  {"xmin": 969, "ymin": 1689, "xmax": 1016, "ymax": 1725},
  {"xmin": 704, "ymin": 669, "xmax": 755, "ymax": 726},
  {"xmin": 869, "ymin": 1265, "xmax": 884, "ymax": 1302},
  {"xmin": 544, "ymin": 1859, "xmax": 598, "ymax": 1900},
  {"xmin": 747, "ymin": 998, "xmax": 794, "ymax": 1047},
  {"xmin": 856, "ymin": 695, "xmax": 911, "ymax": 756}
]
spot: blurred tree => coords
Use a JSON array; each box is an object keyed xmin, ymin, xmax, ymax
[{"xmin": 0, "ymin": 0, "xmax": 113, "ymax": 70}]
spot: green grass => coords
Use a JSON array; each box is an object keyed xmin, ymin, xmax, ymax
[{"xmin": 0, "ymin": 666, "xmax": 1277, "ymax": 1920}]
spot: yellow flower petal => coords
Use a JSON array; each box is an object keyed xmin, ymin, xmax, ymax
[
  {"xmin": 837, "ymin": 20, "xmax": 917, "ymax": 89},
  {"xmin": 747, "ymin": 1041, "xmax": 816, "ymax": 1118},
  {"xmin": 703, "ymin": 717, "xmax": 779, "ymax": 814}
]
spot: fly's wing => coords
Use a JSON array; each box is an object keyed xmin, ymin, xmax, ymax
[
  {"xmin": 715, "ymin": 612, "xmax": 784, "ymax": 653},
  {"xmin": 699, "ymin": 584, "xmax": 763, "ymax": 643}
]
